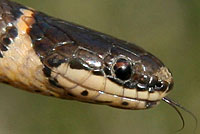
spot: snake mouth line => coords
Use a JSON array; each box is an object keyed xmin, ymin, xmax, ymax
[
  {"xmin": 49, "ymin": 67, "xmax": 161, "ymax": 101},
  {"xmin": 42, "ymin": 68, "xmax": 160, "ymax": 109}
]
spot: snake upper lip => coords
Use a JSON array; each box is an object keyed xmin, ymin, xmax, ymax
[{"xmin": 98, "ymin": 90, "xmax": 160, "ymax": 102}]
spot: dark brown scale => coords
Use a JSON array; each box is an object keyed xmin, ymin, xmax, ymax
[
  {"xmin": 28, "ymin": 21, "xmax": 58, "ymax": 59},
  {"xmin": 28, "ymin": 24, "xmax": 44, "ymax": 39},
  {"xmin": 77, "ymin": 49, "xmax": 102, "ymax": 69},
  {"xmin": 32, "ymin": 37, "xmax": 55, "ymax": 58},
  {"xmin": 110, "ymin": 46, "xmax": 141, "ymax": 61},
  {"xmin": 54, "ymin": 44, "xmax": 77, "ymax": 58},
  {"xmin": 139, "ymin": 54, "xmax": 164, "ymax": 74},
  {"xmin": 69, "ymin": 58, "xmax": 91, "ymax": 70},
  {"xmin": 34, "ymin": 15, "xmax": 50, "ymax": 33},
  {"xmin": 40, "ymin": 22, "xmax": 71, "ymax": 44},
  {"xmin": 42, "ymin": 15, "xmax": 113, "ymax": 57},
  {"xmin": 35, "ymin": 15, "xmax": 71, "ymax": 44},
  {"xmin": 46, "ymin": 53, "xmax": 66, "ymax": 67},
  {"xmin": 31, "ymin": 13, "xmax": 74, "ymax": 53}
]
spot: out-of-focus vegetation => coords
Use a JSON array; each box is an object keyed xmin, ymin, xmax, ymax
[{"xmin": 0, "ymin": 0, "xmax": 199, "ymax": 134}]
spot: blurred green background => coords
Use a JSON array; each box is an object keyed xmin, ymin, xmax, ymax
[{"xmin": 0, "ymin": 0, "xmax": 199, "ymax": 134}]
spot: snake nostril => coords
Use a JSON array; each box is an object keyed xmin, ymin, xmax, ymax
[
  {"xmin": 155, "ymin": 81, "xmax": 162, "ymax": 88},
  {"xmin": 155, "ymin": 80, "xmax": 168, "ymax": 91}
]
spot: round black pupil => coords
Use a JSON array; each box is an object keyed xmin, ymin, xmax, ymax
[{"xmin": 114, "ymin": 59, "xmax": 132, "ymax": 80}]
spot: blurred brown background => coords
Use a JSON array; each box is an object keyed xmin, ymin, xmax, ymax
[{"xmin": 0, "ymin": 0, "xmax": 199, "ymax": 134}]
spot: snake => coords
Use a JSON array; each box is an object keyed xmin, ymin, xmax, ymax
[{"xmin": 0, "ymin": 0, "xmax": 197, "ymax": 131}]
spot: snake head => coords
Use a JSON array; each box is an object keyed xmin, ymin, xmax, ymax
[
  {"xmin": 103, "ymin": 45, "xmax": 174, "ymax": 109},
  {"xmin": 0, "ymin": 0, "xmax": 174, "ymax": 110},
  {"xmin": 0, "ymin": 0, "xmax": 196, "ymax": 131}
]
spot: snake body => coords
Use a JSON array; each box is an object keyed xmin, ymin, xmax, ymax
[{"xmin": 0, "ymin": 0, "xmax": 173, "ymax": 110}]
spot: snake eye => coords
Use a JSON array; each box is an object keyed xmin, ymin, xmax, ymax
[{"xmin": 113, "ymin": 58, "xmax": 132, "ymax": 80}]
